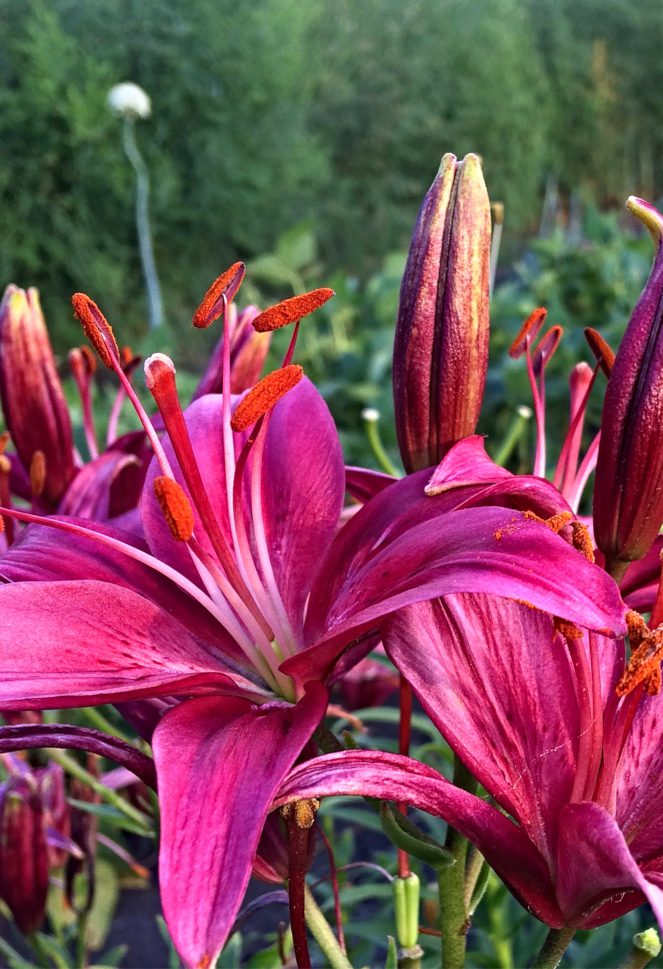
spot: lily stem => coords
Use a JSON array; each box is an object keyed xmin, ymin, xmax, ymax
[
  {"xmin": 437, "ymin": 757, "xmax": 475, "ymax": 969},
  {"xmin": 530, "ymin": 926, "xmax": 576, "ymax": 969},
  {"xmin": 46, "ymin": 748, "xmax": 151, "ymax": 832},
  {"xmin": 303, "ymin": 884, "xmax": 353, "ymax": 969}
]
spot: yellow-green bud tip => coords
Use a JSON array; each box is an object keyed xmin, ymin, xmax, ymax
[
  {"xmin": 626, "ymin": 196, "xmax": 663, "ymax": 244},
  {"xmin": 633, "ymin": 928, "xmax": 661, "ymax": 958}
]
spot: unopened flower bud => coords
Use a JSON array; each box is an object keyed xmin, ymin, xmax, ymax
[
  {"xmin": 0, "ymin": 777, "xmax": 49, "ymax": 934},
  {"xmin": 593, "ymin": 198, "xmax": 663, "ymax": 576},
  {"xmin": 393, "ymin": 153, "xmax": 491, "ymax": 472}
]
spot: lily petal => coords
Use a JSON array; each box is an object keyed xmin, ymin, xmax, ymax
[
  {"xmin": 274, "ymin": 749, "xmax": 562, "ymax": 926},
  {"xmin": 153, "ymin": 683, "xmax": 327, "ymax": 969},
  {"xmin": 384, "ymin": 595, "xmax": 579, "ymax": 865},
  {"xmin": 261, "ymin": 378, "xmax": 345, "ymax": 638},
  {"xmin": 0, "ymin": 580, "xmax": 238, "ymax": 708},
  {"xmin": 58, "ymin": 450, "xmax": 140, "ymax": 520},
  {"xmin": 556, "ymin": 801, "xmax": 663, "ymax": 930},
  {"xmin": 292, "ymin": 506, "xmax": 626, "ymax": 688},
  {"xmin": 615, "ymin": 690, "xmax": 663, "ymax": 860}
]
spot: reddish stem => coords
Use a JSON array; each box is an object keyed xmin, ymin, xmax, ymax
[
  {"xmin": 398, "ymin": 674, "xmax": 413, "ymax": 879},
  {"xmin": 287, "ymin": 813, "xmax": 312, "ymax": 968},
  {"xmin": 319, "ymin": 828, "xmax": 346, "ymax": 953}
]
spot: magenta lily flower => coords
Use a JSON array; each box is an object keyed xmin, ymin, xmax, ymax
[
  {"xmin": 0, "ymin": 277, "xmax": 626, "ymax": 966},
  {"xmin": 276, "ymin": 596, "xmax": 663, "ymax": 934}
]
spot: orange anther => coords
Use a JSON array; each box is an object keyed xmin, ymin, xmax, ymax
[
  {"xmin": 29, "ymin": 450, "xmax": 46, "ymax": 498},
  {"xmin": 71, "ymin": 293, "xmax": 120, "ymax": 369},
  {"xmin": 193, "ymin": 262, "xmax": 246, "ymax": 329},
  {"xmin": 230, "ymin": 365, "xmax": 303, "ymax": 432},
  {"xmin": 153, "ymin": 476, "xmax": 195, "ymax": 542},
  {"xmin": 509, "ymin": 307, "xmax": 547, "ymax": 359},
  {"xmin": 252, "ymin": 288, "xmax": 334, "ymax": 333},
  {"xmin": 571, "ymin": 520, "xmax": 595, "ymax": 563},
  {"xmin": 616, "ymin": 613, "xmax": 663, "ymax": 697},
  {"xmin": 584, "ymin": 328, "xmax": 615, "ymax": 378}
]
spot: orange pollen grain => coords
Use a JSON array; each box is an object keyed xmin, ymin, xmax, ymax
[
  {"xmin": 509, "ymin": 307, "xmax": 547, "ymax": 358},
  {"xmin": 571, "ymin": 520, "xmax": 595, "ymax": 563},
  {"xmin": 524, "ymin": 510, "xmax": 572, "ymax": 534},
  {"xmin": 71, "ymin": 293, "xmax": 119, "ymax": 369},
  {"xmin": 554, "ymin": 617, "xmax": 583, "ymax": 640},
  {"xmin": 616, "ymin": 616, "xmax": 663, "ymax": 697},
  {"xmin": 0, "ymin": 432, "xmax": 10, "ymax": 456},
  {"xmin": 153, "ymin": 476, "xmax": 195, "ymax": 542},
  {"xmin": 197, "ymin": 956, "xmax": 212, "ymax": 969},
  {"xmin": 0, "ymin": 455, "xmax": 10, "ymax": 475},
  {"xmin": 584, "ymin": 327, "xmax": 615, "ymax": 377},
  {"xmin": 230, "ymin": 365, "xmax": 304, "ymax": 432},
  {"xmin": 193, "ymin": 262, "xmax": 245, "ymax": 328},
  {"xmin": 252, "ymin": 288, "xmax": 335, "ymax": 332},
  {"xmin": 29, "ymin": 450, "xmax": 46, "ymax": 498}
]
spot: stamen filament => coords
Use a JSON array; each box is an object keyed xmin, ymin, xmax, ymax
[
  {"xmin": 553, "ymin": 363, "xmax": 598, "ymax": 499},
  {"xmin": 69, "ymin": 348, "xmax": 99, "ymax": 460},
  {"xmin": 0, "ymin": 505, "xmax": 267, "ymax": 676},
  {"xmin": 565, "ymin": 431, "xmax": 601, "ymax": 513}
]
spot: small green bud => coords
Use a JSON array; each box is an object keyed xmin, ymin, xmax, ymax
[{"xmin": 393, "ymin": 873, "xmax": 420, "ymax": 950}]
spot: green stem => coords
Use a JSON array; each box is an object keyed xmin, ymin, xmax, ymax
[
  {"xmin": 363, "ymin": 411, "xmax": 400, "ymax": 476},
  {"xmin": 437, "ymin": 759, "xmax": 476, "ymax": 968},
  {"xmin": 303, "ymin": 884, "xmax": 353, "ymax": 969},
  {"xmin": 492, "ymin": 406, "xmax": 532, "ymax": 467},
  {"xmin": 46, "ymin": 748, "xmax": 151, "ymax": 832},
  {"xmin": 484, "ymin": 874, "xmax": 512, "ymax": 969},
  {"xmin": 530, "ymin": 926, "xmax": 576, "ymax": 969},
  {"xmin": 122, "ymin": 117, "xmax": 163, "ymax": 330},
  {"xmin": 78, "ymin": 705, "xmax": 131, "ymax": 741}
]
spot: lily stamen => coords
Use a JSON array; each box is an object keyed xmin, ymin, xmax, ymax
[
  {"xmin": 29, "ymin": 451, "xmax": 46, "ymax": 501},
  {"xmin": 616, "ymin": 611, "xmax": 663, "ymax": 697},
  {"xmin": 230, "ymin": 365, "xmax": 304, "ymax": 433},
  {"xmin": 252, "ymin": 288, "xmax": 334, "ymax": 333},
  {"xmin": 192, "ymin": 262, "xmax": 246, "ymax": 329},
  {"xmin": 153, "ymin": 477, "xmax": 195, "ymax": 542}
]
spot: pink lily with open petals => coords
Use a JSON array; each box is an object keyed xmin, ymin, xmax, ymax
[
  {"xmin": 276, "ymin": 595, "xmax": 663, "ymax": 934},
  {"xmin": 0, "ymin": 275, "xmax": 626, "ymax": 965}
]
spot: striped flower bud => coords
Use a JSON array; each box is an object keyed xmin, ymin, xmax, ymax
[
  {"xmin": 593, "ymin": 198, "xmax": 663, "ymax": 577},
  {"xmin": 393, "ymin": 153, "xmax": 491, "ymax": 472}
]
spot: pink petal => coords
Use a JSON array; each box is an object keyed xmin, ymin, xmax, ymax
[
  {"xmin": 153, "ymin": 683, "xmax": 327, "ymax": 969},
  {"xmin": 275, "ymin": 749, "xmax": 562, "ymax": 926},
  {"xmin": 261, "ymin": 378, "xmax": 345, "ymax": 638},
  {"xmin": 0, "ymin": 580, "xmax": 237, "ymax": 708},
  {"xmin": 384, "ymin": 596, "xmax": 579, "ymax": 866},
  {"xmin": 345, "ymin": 466, "xmax": 396, "ymax": 503},
  {"xmin": 615, "ymin": 690, "xmax": 663, "ymax": 860},
  {"xmin": 58, "ymin": 451, "xmax": 140, "ymax": 520},
  {"xmin": 423, "ymin": 436, "xmax": 511, "ymax": 495},
  {"xmin": 291, "ymin": 506, "xmax": 626, "ymax": 688},
  {"xmin": 556, "ymin": 801, "xmax": 663, "ymax": 930}
]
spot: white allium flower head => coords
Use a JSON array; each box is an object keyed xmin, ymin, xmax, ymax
[{"xmin": 107, "ymin": 82, "xmax": 151, "ymax": 120}]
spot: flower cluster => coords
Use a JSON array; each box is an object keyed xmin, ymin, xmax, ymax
[{"xmin": 0, "ymin": 154, "xmax": 662, "ymax": 968}]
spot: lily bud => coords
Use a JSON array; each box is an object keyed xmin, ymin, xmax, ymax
[
  {"xmin": 0, "ymin": 286, "xmax": 75, "ymax": 506},
  {"xmin": 393, "ymin": 153, "xmax": 491, "ymax": 472},
  {"xmin": 0, "ymin": 776, "xmax": 49, "ymax": 934},
  {"xmin": 593, "ymin": 198, "xmax": 663, "ymax": 575}
]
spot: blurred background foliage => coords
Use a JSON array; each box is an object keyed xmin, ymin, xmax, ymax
[{"xmin": 1, "ymin": 0, "xmax": 661, "ymax": 346}]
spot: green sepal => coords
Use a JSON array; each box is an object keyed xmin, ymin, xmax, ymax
[{"xmin": 381, "ymin": 802, "xmax": 455, "ymax": 870}]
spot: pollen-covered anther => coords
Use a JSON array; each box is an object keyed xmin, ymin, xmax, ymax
[
  {"xmin": 509, "ymin": 307, "xmax": 547, "ymax": 359},
  {"xmin": 0, "ymin": 456, "xmax": 10, "ymax": 476},
  {"xmin": 0, "ymin": 432, "xmax": 10, "ymax": 457},
  {"xmin": 193, "ymin": 262, "xmax": 246, "ymax": 328},
  {"xmin": 71, "ymin": 293, "xmax": 120, "ymax": 369},
  {"xmin": 281, "ymin": 798, "xmax": 320, "ymax": 829},
  {"xmin": 524, "ymin": 510, "xmax": 573, "ymax": 534},
  {"xmin": 616, "ymin": 626, "xmax": 663, "ymax": 697},
  {"xmin": 584, "ymin": 327, "xmax": 615, "ymax": 377},
  {"xmin": 554, "ymin": 617, "xmax": 583, "ymax": 640},
  {"xmin": 29, "ymin": 450, "xmax": 46, "ymax": 499},
  {"xmin": 230, "ymin": 364, "xmax": 303, "ymax": 432},
  {"xmin": 153, "ymin": 476, "xmax": 195, "ymax": 542},
  {"xmin": 571, "ymin": 520, "xmax": 595, "ymax": 563},
  {"xmin": 252, "ymin": 288, "xmax": 335, "ymax": 332}
]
